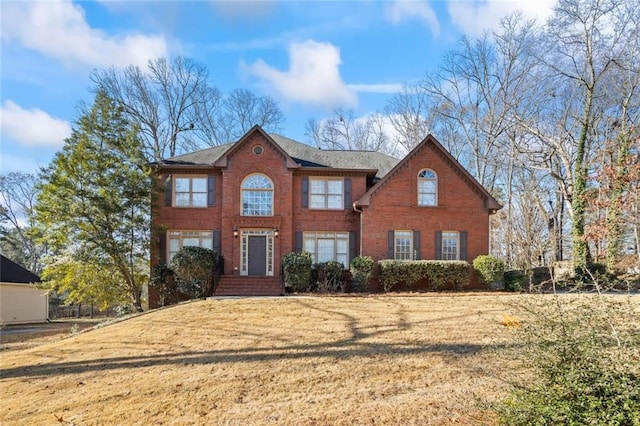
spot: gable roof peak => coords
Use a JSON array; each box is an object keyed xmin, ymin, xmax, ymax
[
  {"xmin": 213, "ymin": 125, "xmax": 299, "ymax": 169},
  {"xmin": 355, "ymin": 133, "xmax": 502, "ymax": 212}
]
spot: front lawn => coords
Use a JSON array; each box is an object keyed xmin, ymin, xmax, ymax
[{"xmin": 0, "ymin": 293, "xmax": 612, "ymax": 425}]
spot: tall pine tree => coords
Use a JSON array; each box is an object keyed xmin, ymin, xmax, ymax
[{"xmin": 36, "ymin": 91, "xmax": 151, "ymax": 311}]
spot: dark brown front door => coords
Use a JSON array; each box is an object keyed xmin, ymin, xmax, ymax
[{"xmin": 248, "ymin": 235, "xmax": 267, "ymax": 276}]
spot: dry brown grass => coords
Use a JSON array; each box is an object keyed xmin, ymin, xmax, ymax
[
  {"xmin": 1, "ymin": 293, "xmax": 524, "ymax": 425},
  {"xmin": 1, "ymin": 319, "xmax": 104, "ymax": 352}
]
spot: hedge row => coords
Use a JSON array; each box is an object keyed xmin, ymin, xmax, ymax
[
  {"xmin": 378, "ymin": 259, "xmax": 471, "ymax": 292},
  {"xmin": 284, "ymin": 252, "xmax": 484, "ymax": 293}
]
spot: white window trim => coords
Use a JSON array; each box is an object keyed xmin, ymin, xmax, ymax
[
  {"xmin": 441, "ymin": 231, "xmax": 460, "ymax": 261},
  {"xmin": 241, "ymin": 173, "xmax": 274, "ymax": 216},
  {"xmin": 167, "ymin": 230, "xmax": 214, "ymax": 262},
  {"xmin": 309, "ymin": 177, "xmax": 344, "ymax": 210},
  {"xmin": 394, "ymin": 230, "xmax": 413, "ymax": 261},
  {"xmin": 303, "ymin": 231, "xmax": 349, "ymax": 266},
  {"xmin": 174, "ymin": 175, "xmax": 208, "ymax": 208},
  {"xmin": 417, "ymin": 169, "xmax": 437, "ymax": 207}
]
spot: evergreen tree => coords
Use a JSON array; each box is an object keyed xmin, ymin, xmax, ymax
[{"xmin": 36, "ymin": 91, "xmax": 151, "ymax": 311}]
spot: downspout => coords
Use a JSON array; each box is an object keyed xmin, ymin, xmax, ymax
[{"xmin": 353, "ymin": 202, "xmax": 364, "ymax": 255}]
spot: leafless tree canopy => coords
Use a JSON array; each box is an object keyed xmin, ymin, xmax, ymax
[
  {"xmin": 306, "ymin": 0, "xmax": 640, "ymax": 271},
  {"xmin": 92, "ymin": 57, "xmax": 284, "ymax": 161},
  {"xmin": 0, "ymin": 172, "xmax": 47, "ymax": 274}
]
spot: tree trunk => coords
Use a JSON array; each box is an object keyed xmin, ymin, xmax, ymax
[{"xmin": 572, "ymin": 89, "xmax": 593, "ymax": 271}]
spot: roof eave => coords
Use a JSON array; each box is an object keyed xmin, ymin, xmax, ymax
[{"xmin": 298, "ymin": 167, "xmax": 378, "ymax": 176}]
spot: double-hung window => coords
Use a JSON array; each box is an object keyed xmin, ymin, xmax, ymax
[
  {"xmin": 310, "ymin": 178, "xmax": 343, "ymax": 209},
  {"xmin": 394, "ymin": 231, "xmax": 413, "ymax": 260},
  {"xmin": 441, "ymin": 231, "xmax": 460, "ymax": 260},
  {"xmin": 388, "ymin": 230, "xmax": 420, "ymax": 260},
  {"xmin": 303, "ymin": 232, "xmax": 349, "ymax": 266},
  {"xmin": 175, "ymin": 176, "xmax": 207, "ymax": 207},
  {"xmin": 167, "ymin": 230, "xmax": 213, "ymax": 262}
]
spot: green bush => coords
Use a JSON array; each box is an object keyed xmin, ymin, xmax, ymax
[
  {"xmin": 495, "ymin": 295, "xmax": 640, "ymax": 425},
  {"xmin": 473, "ymin": 255, "xmax": 505, "ymax": 287},
  {"xmin": 428, "ymin": 261, "xmax": 472, "ymax": 290},
  {"xmin": 573, "ymin": 262, "xmax": 620, "ymax": 288},
  {"xmin": 149, "ymin": 263, "xmax": 177, "ymax": 306},
  {"xmin": 378, "ymin": 260, "xmax": 471, "ymax": 292},
  {"xmin": 350, "ymin": 256, "xmax": 374, "ymax": 292},
  {"xmin": 170, "ymin": 246, "xmax": 217, "ymax": 299},
  {"xmin": 315, "ymin": 261, "xmax": 347, "ymax": 293},
  {"xmin": 283, "ymin": 251, "xmax": 313, "ymax": 292},
  {"xmin": 503, "ymin": 270, "xmax": 525, "ymax": 292},
  {"xmin": 378, "ymin": 260, "xmax": 416, "ymax": 292}
]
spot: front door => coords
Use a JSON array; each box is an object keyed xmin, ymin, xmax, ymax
[{"xmin": 247, "ymin": 235, "xmax": 267, "ymax": 276}]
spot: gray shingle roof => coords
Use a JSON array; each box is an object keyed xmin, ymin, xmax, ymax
[{"xmin": 163, "ymin": 133, "xmax": 401, "ymax": 179}]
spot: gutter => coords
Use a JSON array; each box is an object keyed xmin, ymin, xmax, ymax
[{"xmin": 352, "ymin": 202, "xmax": 364, "ymax": 256}]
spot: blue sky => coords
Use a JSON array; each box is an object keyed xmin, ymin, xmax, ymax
[{"xmin": 1, "ymin": 0, "xmax": 555, "ymax": 174}]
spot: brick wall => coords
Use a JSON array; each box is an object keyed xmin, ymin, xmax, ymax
[
  {"xmin": 361, "ymin": 141, "xmax": 491, "ymax": 262},
  {"xmin": 150, "ymin": 131, "xmax": 495, "ymax": 303}
]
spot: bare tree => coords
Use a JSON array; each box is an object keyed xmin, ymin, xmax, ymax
[
  {"xmin": 0, "ymin": 172, "xmax": 47, "ymax": 274},
  {"xmin": 223, "ymin": 88, "xmax": 284, "ymax": 140},
  {"xmin": 384, "ymin": 84, "xmax": 435, "ymax": 152},
  {"xmin": 305, "ymin": 109, "xmax": 399, "ymax": 156},
  {"xmin": 418, "ymin": 14, "xmax": 538, "ymax": 194},
  {"xmin": 92, "ymin": 57, "xmax": 285, "ymax": 161},
  {"xmin": 513, "ymin": 0, "xmax": 636, "ymax": 270}
]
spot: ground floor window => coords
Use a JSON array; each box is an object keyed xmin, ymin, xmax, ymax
[
  {"xmin": 168, "ymin": 230, "xmax": 213, "ymax": 262},
  {"xmin": 394, "ymin": 230, "xmax": 413, "ymax": 260},
  {"xmin": 303, "ymin": 232, "xmax": 349, "ymax": 266},
  {"xmin": 441, "ymin": 231, "xmax": 460, "ymax": 260}
]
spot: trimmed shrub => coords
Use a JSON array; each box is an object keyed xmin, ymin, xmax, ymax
[
  {"xmin": 315, "ymin": 261, "xmax": 347, "ymax": 293},
  {"xmin": 473, "ymin": 255, "xmax": 505, "ymax": 287},
  {"xmin": 378, "ymin": 260, "xmax": 472, "ymax": 292},
  {"xmin": 170, "ymin": 246, "xmax": 217, "ymax": 299},
  {"xmin": 149, "ymin": 263, "xmax": 177, "ymax": 306},
  {"xmin": 349, "ymin": 256, "xmax": 374, "ymax": 292},
  {"xmin": 424, "ymin": 261, "xmax": 472, "ymax": 290},
  {"xmin": 283, "ymin": 251, "xmax": 313, "ymax": 292}
]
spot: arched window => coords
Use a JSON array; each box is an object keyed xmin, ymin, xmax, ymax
[
  {"xmin": 241, "ymin": 174, "xmax": 273, "ymax": 216},
  {"xmin": 417, "ymin": 169, "xmax": 437, "ymax": 206}
]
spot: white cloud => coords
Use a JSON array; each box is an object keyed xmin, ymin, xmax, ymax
[
  {"xmin": 1, "ymin": 101, "xmax": 71, "ymax": 148},
  {"xmin": 448, "ymin": 0, "xmax": 556, "ymax": 36},
  {"xmin": 385, "ymin": 0, "xmax": 440, "ymax": 36},
  {"xmin": 347, "ymin": 83, "xmax": 404, "ymax": 94},
  {"xmin": 246, "ymin": 40, "xmax": 357, "ymax": 108},
  {"xmin": 0, "ymin": 0, "xmax": 168, "ymax": 68}
]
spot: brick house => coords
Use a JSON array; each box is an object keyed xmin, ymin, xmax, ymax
[{"xmin": 151, "ymin": 125, "xmax": 501, "ymax": 303}]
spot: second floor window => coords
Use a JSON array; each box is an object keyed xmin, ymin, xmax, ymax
[
  {"xmin": 418, "ymin": 169, "xmax": 437, "ymax": 206},
  {"xmin": 242, "ymin": 174, "xmax": 273, "ymax": 216},
  {"xmin": 310, "ymin": 178, "xmax": 343, "ymax": 209},
  {"xmin": 175, "ymin": 176, "xmax": 207, "ymax": 207}
]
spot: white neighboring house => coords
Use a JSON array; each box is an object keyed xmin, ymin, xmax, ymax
[{"xmin": 0, "ymin": 255, "xmax": 48, "ymax": 325}]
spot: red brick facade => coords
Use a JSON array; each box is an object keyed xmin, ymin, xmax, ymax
[{"xmin": 150, "ymin": 126, "xmax": 501, "ymax": 304}]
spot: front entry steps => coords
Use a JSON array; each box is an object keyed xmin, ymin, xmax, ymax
[{"xmin": 215, "ymin": 276, "xmax": 283, "ymax": 296}]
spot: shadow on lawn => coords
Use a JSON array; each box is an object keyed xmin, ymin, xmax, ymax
[
  {"xmin": 0, "ymin": 340, "xmax": 509, "ymax": 380},
  {"xmin": 1, "ymin": 298, "xmax": 510, "ymax": 380}
]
